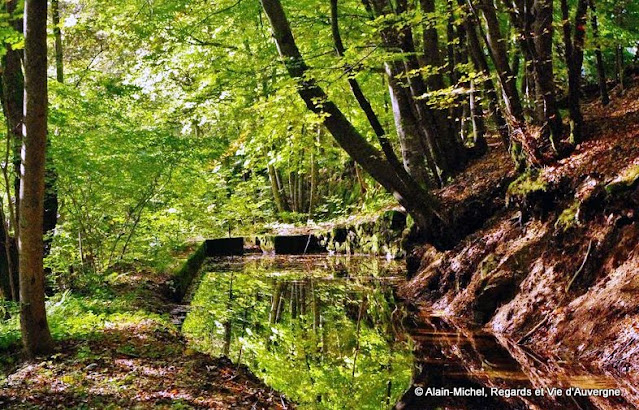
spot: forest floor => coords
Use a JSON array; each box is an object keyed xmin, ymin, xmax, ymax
[
  {"xmin": 0, "ymin": 268, "xmax": 289, "ymax": 409},
  {"xmin": 401, "ymin": 78, "xmax": 639, "ymax": 408}
]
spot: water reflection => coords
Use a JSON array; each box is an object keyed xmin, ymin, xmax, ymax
[
  {"xmin": 183, "ymin": 255, "xmax": 631, "ymax": 410},
  {"xmin": 396, "ymin": 310, "xmax": 632, "ymax": 410},
  {"xmin": 183, "ymin": 255, "xmax": 414, "ymax": 409}
]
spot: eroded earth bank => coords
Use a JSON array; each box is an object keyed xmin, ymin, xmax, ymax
[{"xmin": 397, "ymin": 84, "xmax": 639, "ymax": 409}]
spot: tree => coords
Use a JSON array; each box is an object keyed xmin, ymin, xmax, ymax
[
  {"xmin": 259, "ymin": 0, "xmax": 442, "ymax": 231},
  {"xmin": 560, "ymin": 0, "xmax": 587, "ymax": 142},
  {"xmin": 19, "ymin": 0, "xmax": 54, "ymax": 356},
  {"xmin": 0, "ymin": 0, "xmax": 24, "ymax": 302},
  {"xmin": 51, "ymin": 0, "xmax": 64, "ymax": 83}
]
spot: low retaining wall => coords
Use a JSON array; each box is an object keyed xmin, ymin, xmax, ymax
[
  {"xmin": 170, "ymin": 238, "xmax": 245, "ymax": 301},
  {"xmin": 204, "ymin": 237, "xmax": 244, "ymax": 257},
  {"xmin": 171, "ymin": 214, "xmax": 410, "ymax": 300}
]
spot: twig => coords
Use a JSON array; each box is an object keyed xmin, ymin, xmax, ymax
[
  {"xmin": 517, "ymin": 315, "xmax": 549, "ymax": 345},
  {"xmin": 565, "ymin": 239, "xmax": 594, "ymax": 292}
]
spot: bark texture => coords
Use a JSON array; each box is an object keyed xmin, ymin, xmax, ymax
[{"xmin": 19, "ymin": 0, "xmax": 54, "ymax": 356}]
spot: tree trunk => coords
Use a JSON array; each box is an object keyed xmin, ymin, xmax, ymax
[
  {"xmin": 260, "ymin": 0, "xmax": 441, "ymax": 231},
  {"xmin": 307, "ymin": 128, "xmax": 320, "ymax": 216},
  {"xmin": 469, "ymin": 80, "xmax": 487, "ymax": 154},
  {"xmin": 274, "ymin": 167, "xmax": 290, "ymax": 211},
  {"xmin": 532, "ymin": 0, "xmax": 563, "ymax": 146},
  {"xmin": 472, "ymin": 0, "xmax": 550, "ymax": 166},
  {"xmin": 475, "ymin": 0, "xmax": 524, "ymax": 120},
  {"xmin": 51, "ymin": 0, "xmax": 64, "ymax": 84},
  {"xmin": 19, "ymin": 0, "xmax": 54, "ymax": 357},
  {"xmin": 589, "ymin": 0, "xmax": 609, "ymax": 106},
  {"xmin": 616, "ymin": 44, "xmax": 625, "ymax": 94},
  {"xmin": 1, "ymin": 0, "xmax": 24, "ymax": 241},
  {"xmin": 370, "ymin": 0, "xmax": 467, "ymax": 179},
  {"xmin": 420, "ymin": 0, "xmax": 446, "ymax": 91},
  {"xmin": 288, "ymin": 171, "xmax": 296, "ymax": 212},
  {"xmin": 561, "ymin": 0, "xmax": 585, "ymax": 143},
  {"xmin": 462, "ymin": 12, "xmax": 510, "ymax": 147},
  {"xmin": 385, "ymin": 63, "xmax": 439, "ymax": 187},
  {"xmin": 44, "ymin": 0, "xmax": 62, "ymax": 257},
  {"xmin": 331, "ymin": 0, "xmax": 433, "ymax": 188},
  {"xmin": 0, "ymin": 220, "xmax": 14, "ymax": 300},
  {"xmin": 268, "ymin": 164, "xmax": 287, "ymax": 214}
]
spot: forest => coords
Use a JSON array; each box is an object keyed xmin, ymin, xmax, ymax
[{"xmin": 0, "ymin": 0, "xmax": 639, "ymax": 408}]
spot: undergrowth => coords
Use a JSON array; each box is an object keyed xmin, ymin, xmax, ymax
[{"xmin": 0, "ymin": 272, "xmax": 171, "ymax": 372}]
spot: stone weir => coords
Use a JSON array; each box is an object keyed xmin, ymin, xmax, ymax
[
  {"xmin": 255, "ymin": 210, "xmax": 411, "ymax": 258},
  {"xmin": 169, "ymin": 210, "xmax": 411, "ymax": 301}
]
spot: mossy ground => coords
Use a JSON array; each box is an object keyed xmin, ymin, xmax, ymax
[{"xmin": 0, "ymin": 267, "xmax": 288, "ymax": 409}]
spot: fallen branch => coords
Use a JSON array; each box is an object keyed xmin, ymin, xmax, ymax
[
  {"xmin": 517, "ymin": 315, "xmax": 549, "ymax": 345},
  {"xmin": 565, "ymin": 239, "xmax": 594, "ymax": 292}
]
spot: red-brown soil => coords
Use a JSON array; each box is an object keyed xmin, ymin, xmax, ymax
[{"xmin": 400, "ymin": 79, "xmax": 639, "ymax": 408}]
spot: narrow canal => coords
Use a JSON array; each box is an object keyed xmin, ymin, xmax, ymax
[{"xmin": 182, "ymin": 255, "xmax": 629, "ymax": 410}]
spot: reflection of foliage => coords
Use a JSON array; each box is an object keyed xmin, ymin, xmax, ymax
[{"xmin": 182, "ymin": 256, "xmax": 413, "ymax": 409}]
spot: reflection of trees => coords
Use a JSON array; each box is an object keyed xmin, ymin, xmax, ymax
[{"xmin": 182, "ymin": 256, "xmax": 414, "ymax": 409}]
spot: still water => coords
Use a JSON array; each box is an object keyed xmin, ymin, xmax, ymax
[{"xmin": 182, "ymin": 255, "xmax": 630, "ymax": 410}]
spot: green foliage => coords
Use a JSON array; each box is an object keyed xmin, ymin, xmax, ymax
[{"xmin": 0, "ymin": 280, "xmax": 170, "ymax": 352}]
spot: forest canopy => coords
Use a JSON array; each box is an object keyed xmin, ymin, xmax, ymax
[{"xmin": 0, "ymin": 0, "xmax": 637, "ymax": 350}]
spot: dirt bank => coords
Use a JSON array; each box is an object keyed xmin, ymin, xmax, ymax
[{"xmin": 400, "ymin": 81, "xmax": 639, "ymax": 408}]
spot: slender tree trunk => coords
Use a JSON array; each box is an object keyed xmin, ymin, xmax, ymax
[
  {"xmin": 462, "ymin": 13, "xmax": 510, "ymax": 147},
  {"xmin": 370, "ymin": 0, "xmax": 467, "ymax": 179},
  {"xmin": 19, "ymin": 0, "xmax": 54, "ymax": 357},
  {"xmin": 420, "ymin": 0, "xmax": 446, "ymax": 90},
  {"xmin": 589, "ymin": 0, "xmax": 609, "ymax": 105},
  {"xmin": 385, "ymin": 63, "xmax": 439, "ymax": 187},
  {"xmin": 561, "ymin": 0, "xmax": 585, "ymax": 143},
  {"xmin": 0, "ymin": 202, "xmax": 17, "ymax": 301},
  {"xmin": 1, "ymin": 0, "xmax": 23, "ymax": 242},
  {"xmin": 288, "ymin": 171, "xmax": 296, "ymax": 212},
  {"xmin": 397, "ymin": 0, "xmax": 467, "ymax": 175},
  {"xmin": 0, "ymin": 220, "xmax": 14, "ymax": 301},
  {"xmin": 469, "ymin": 80, "xmax": 487, "ymax": 154},
  {"xmin": 616, "ymin": 44, "xmax": 625, "ymax": 94},
  {"xmin": 474, "ymin": 0, "xmax": 524, "ymax": 120},
  {"xmin": 331, "ymin": 0, "xmax": 432, "ymax": 187},
  {"xmin": 297, "ymin": 171, "xmax": 304, "ymax": 213},
  {"xmin": 274, "ymin": 168, "xmax": 290, "ymax": 211},
  {"xmin": 43, "ymin": 0, "xmax": 62, "ymax": 257},
  {"xmin": 307, "ymin": 128, "xmax": 320, "ymax": 216},
  {"xmin": 268, "ymin": 164, "xmax": 287, "ymax": 213},
  {"xmin": 51, "ymin": 0, "xmax": 64, "ymax": 84},
  {"xmin": 471, "ymin": 0, "xmax": 550, "ymax": 166}
]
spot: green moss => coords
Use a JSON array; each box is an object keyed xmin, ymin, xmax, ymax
[
  {"xmin": 479, "ymin": 254, "xmax": 500, "ymax": 278},
  {"xmin": 555, "ymin": 201, "xmax": 580, "ymax": 231},
  {"xmin": 169, "ymin": 241, "xmax": 207, "ymax": 301},
  {"xmin": 507, "ymin": 170, "xmax": 549, "ymax": 201},
  {"xmin": 605, "ymin": 164, "xmax": 639, "ymax": 195}
]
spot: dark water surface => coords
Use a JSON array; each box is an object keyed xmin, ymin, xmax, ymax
[{"xmin": 182, "ymin": 255, "xmax": 629, "ymax": 410}]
